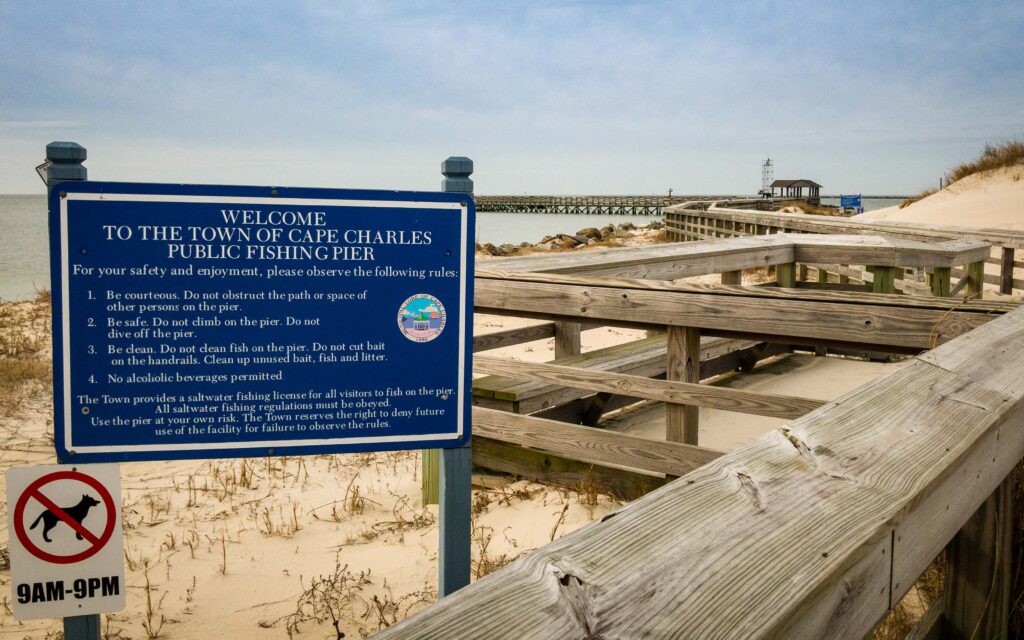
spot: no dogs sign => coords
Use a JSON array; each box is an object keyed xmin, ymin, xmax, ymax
[{"xmin": 6, "ymin": 464, "xmax": 125, "ymax": 620}]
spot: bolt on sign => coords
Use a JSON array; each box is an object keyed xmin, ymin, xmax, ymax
[{"xmin": 6, "ymin": 464, "xmax": 125, "ymax": 620}]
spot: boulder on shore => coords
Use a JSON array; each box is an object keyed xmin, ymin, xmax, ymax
[
  {"xmin": 480, "ymin": 242, "xmax": 507, "ymax": 256},
  {"xmin": 576, "ymin": 227, "xmax": 603, "ymax": 240}
]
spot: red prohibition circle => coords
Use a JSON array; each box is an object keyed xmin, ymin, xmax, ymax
[{"xmin": 13, "ymin": 470, "xmax": 117, "ymax": 565}]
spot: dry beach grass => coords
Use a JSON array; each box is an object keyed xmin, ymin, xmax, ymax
[{"xmin": 0, "ymin": 296, "xmax": 621, "ymax": 639}]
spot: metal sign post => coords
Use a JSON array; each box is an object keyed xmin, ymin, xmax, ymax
[
  {"xmin": 438, "ymin": 157, "xmax": 474, "ymax": 595},
  {"xmin": 43, "ymin": 141, "xmax": 100, "ymax": 640}
]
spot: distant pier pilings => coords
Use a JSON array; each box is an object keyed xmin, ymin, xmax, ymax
[{"xmin": 475, "ymin": 195, "xmax": 739, "ymax": 215}]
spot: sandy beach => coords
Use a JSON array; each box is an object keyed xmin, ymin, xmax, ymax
[{"xmin": 1, "ymin": 158, "xmax": 1022, "ymax": 638}]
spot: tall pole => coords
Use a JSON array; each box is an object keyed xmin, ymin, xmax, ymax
[
  {"xmin": 44, "ymin": 141, "xmax": 100, "ymax": 640},
  {"xmin": 438, "ymin": 156, "xmax": 473, "ymax": 596}
]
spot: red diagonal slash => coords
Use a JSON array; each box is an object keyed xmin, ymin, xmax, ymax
[{"xmin": 28, "ymin": 489, "xmax": 101, "ymax": 546}]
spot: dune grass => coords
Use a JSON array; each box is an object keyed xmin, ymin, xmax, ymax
[
  {"xmin": 778, "ymin": 200, "xmax": 847, "ymax": 217},
  {"xmin": 0, "ymin": 296, "xmax": 51, "ymax": 415},
  {"xmin": 901, "ymin": 139, "xmax": 1024, "ymax": 208}
]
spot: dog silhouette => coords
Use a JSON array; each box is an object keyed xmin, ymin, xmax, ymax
[{"xmin": 29, "ymin": 494, "xmax": 101, "ymax": 543}]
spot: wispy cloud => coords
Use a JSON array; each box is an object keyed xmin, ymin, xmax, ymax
[
  {"xmin": 0, "ymin": 1, "xmax": 1022, "ymax": 194},
  {"xmin": 0, "ymin": 120, "xmax": 82, "ymax": 129}
]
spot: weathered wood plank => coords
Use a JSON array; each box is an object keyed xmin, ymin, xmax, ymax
[
  {"xmin": 1000, "ymin": 247, "xmax": 1015, "ymax": 294},
  {"xmin": 376, "ymin": 305, "xmax": 1024, "ymax": 640},
  {"xmin": 929, "ymin": 267, "xmax": 951, "ymax": 297},
  {"xmin": 473, "ymin": 335, "xmax": 761, "ymax": 415},
  {"xmin": 476, "ymin": 268, "xmax": 1016, "ymax": 314},
  {"xmin": 666, "ymin": 205, "xmax": 1024, "ymax": 253},
  {"xmin": 472, "ymin": 355, "xmax": 824, "ymax": 420},
  {"xmin": 872, "ymin": 266, "xmax": 896, "ymax": 294},
  {"xmin": 777, "ymin": 262, "xmax": 796, "ymax": 288},
  {"xmin": 473, "ymin": 407, "xmax": 722, "ymax": 477},
  {"xmin": 721, "ymin": 269, "xmax": 742, "ymax": 285},
  {"xmin": 421, "ymin": 449, "xmax": 439, "ymax": 505},
  {"xmin": 475, "ymin": 276, "xmax": 1005, "ymax": 350},
  {"xmin": 965, "ymin": 261, "xmax": 985, "ymax": 297},
  {"xmin": 485, "ymin": 234, "xmax": 794, "ymax": 280},
  {"xmin": 937, "ymin": 471, "xmax": 1014, "ymax": 639},
  {"xmin": 473, "ymin": 322, "xmax": 556, "ymax": 352},
  {"xmin": 554, "ymin": 321, "xmax": 581, "ymax": 359},
  {"xmin": 471, "ymin": 437, "xmax": 668, "ymax": 500},
  {"xmin": 666, "ymin": 326, "xmax": 701, "ymax": 444}
]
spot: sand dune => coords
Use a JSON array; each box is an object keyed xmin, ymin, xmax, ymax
[{"xmin": 857, "ymin": 165, "xmax": 1024, "ymax": 229}]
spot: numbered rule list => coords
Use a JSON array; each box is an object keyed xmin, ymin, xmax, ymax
[{"xmin": 51, "ymin": 186, "xmax": 472, "ymax": 461}]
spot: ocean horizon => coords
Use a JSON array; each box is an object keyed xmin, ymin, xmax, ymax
[{"xmin": 0, "ymin": 194, "xmax": 902, "ymax": 302}]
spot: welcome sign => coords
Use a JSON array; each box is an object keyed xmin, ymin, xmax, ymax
[{"xmin": 49, "ymin": 182, "xmax": 473, "ymax": 462}]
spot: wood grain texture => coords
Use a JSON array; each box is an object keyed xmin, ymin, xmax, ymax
[
  {"xmin": 1000, "ymin": 247, "xmax": 1015, "ymax": 295},
  {"xmin": 665, "ymin": 205, "xmax": 1024, "ymax": 252},
  {"xmin": 475, "ymin": 268, "xmax": 1016, "ymax": 314},
  {"xmin": 473, "ymin": 322, "xmax": 556, "ymax": 352},
  {"xmin": 472, "ymin": 355, "xmax": 824, "ymax": 419},
  {"xmin": 721, "ymin": 270, "xmax": 742, "ymax": 285},
  {"xmin": 472, "ymin": 436, "xmax": 668, "ymax": 500},
  {"xmin": 938, "ymin": 471, "xmax": 1014, "ymax": 639},
  {"xmin": 473, "ymin": 335, "xmax": 759, "ymax": 414},
  {"xmin": 490, "ymin": 234, "xmax": 993, "ymax": 278},
  {"xmin": 666, "ymin": 326, "xmax": 701, "ymax": 444},
  {"xmin": 777, "ymin": 262, "xmax": 796, "ymax": 287},
  {"xmin": 554, "ymin": 321, "xmax": 582, "ymax": 359},
  {"xmin": 966, "ymin": 261, "xmax": 985, "ymax": 297},
  {"xmin": 929, "ymin": 267, "xmax": 951, "ymax": 297},
  {"xmin": 472, "ymin": 407, "xmax": 722, "ymax": 477},
  {"xmin": 375, "ymin": 305, "xmax": 1024, "ymax": 640},
  {"xmin": 475, "ymin": 276, "xmax": 1005, "ymax": 350}
]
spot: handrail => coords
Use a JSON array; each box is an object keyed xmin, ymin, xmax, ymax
[{"xmin": 375, "ymin": 303, "xmax": 1024, "ymax": 639}]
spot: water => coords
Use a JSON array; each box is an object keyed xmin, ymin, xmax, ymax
[
  {"xmin": 0, "ymin": 195, "xmax": 49, "ymax": 302},
  {"xmin": 0, "ymin": 195, "xmax": 905, "ymax": 302},
  {"xmin": 476, "ymin": 211, "xmax": 657, "ymax": 246},
  {"xmin": 820, "ymin": 197, "xmax": 903, "ymax": 212}
]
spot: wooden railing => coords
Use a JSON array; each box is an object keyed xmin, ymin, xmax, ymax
[
  {"xmin": 664, "ymin": 203, "xmax": 1024, "ymax": 295},
  {"xmin": 382, "ymin": 284, "xmax": 1024, "ymax": 639}
]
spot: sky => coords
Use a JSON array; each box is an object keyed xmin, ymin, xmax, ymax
[{"xmin": 1, "ymin": 1, "xmax": 1022, "ymax": 195}]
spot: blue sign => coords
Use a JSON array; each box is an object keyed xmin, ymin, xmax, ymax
[
  {"xmin": 840, "ymin": 194, "xmax": 862, "ymax": 208},
  {"xmin": 49, "ymin": 182, "xmax": 474, "ymax": 462}
]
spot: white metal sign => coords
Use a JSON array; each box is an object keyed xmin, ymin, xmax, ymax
[{"xmin": 6, "ymin": 464, "xmax": 125, "ymax": 620}]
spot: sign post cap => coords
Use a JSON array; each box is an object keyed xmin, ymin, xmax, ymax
[{"xmin": 46, "ymin": 141, "xmax": 87, "ymax": 163}]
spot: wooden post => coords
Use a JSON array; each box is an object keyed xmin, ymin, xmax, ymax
[
  {"xmin": 721, "ymin": 270, "xmax": 742, "ymax": 285},
  {"xmin": 798, "ymin": 263, "xmax": 808, "ymax": 282},
  {"xmin": 872, "ymin": 266, "xmax": 896, "ymax": 294},
  {"xmin": 816, "ymin": 267, "xmax": 828, "ymax": 284},
  {"xmin": 437, "ymin": 156, "xmax": 473, "ymax": 596},
  {"xmin": 554, "ymin": 322, "xmax": 582, "ymax": 359},
  {"xmin": 776, "ymin": 262, "xmax": 796, "ymax": 288},
  {"xmin": 421, "ymin": 450, "xmax": 439, "ymax": 505},
  {"xmin": 940, "ymin": 471, "xmax": 1015, "ymax": 639},
  {"xmin": 966, "ymin": 260, "xmax": 985, "ymax": 298},
  {"xmin": 999, "ymin": 247, "xmax": 1015, "ymax": 295},
  {"xmin": 46, "ymin": 142, "xmax": 99, "ymax": 640},
  {"xmin": 666, "ymin": 326, "xmax": 700, "ymax": 445},
  {"xmin": 929, "ymin": 267, "xmax": 951, "ymax": 297}
]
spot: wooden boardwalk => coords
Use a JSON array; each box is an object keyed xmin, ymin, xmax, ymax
[
  {"xmin": 407, "ymin": 230, "xmax": 1024, "ymax": 638},
  {"xmin": 382, "ymin": 303, "xmax": 1024, "ymax": 639},
  {"xmin": 665, "ymin": 201, "xmax": 1024, "ymax": 295}
]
